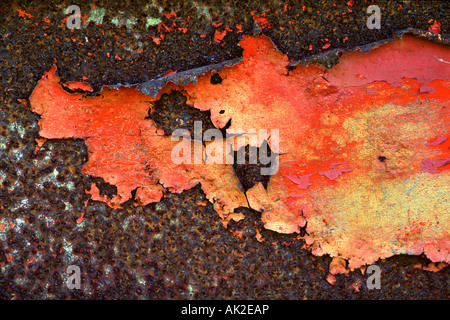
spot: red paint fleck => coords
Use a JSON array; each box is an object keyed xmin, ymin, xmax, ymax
[
  {"xmin": 349, "ymin": 281, "xmax": 361, "ymax": 292},
  {"xmin": 255, "ymin": 229, "xmax": 265, "ymax": 242},
  {"xmin": 152, "ymin": 36, "xmax": 162, "ymax": 45},
  {"xmin": 322, "ymin": 43, "xmax": 331, "ymax": 49},
  {"xmin": 214, "ymin": 29, "xmax": 228, "ymax": 43},
  {"xmin": 76, "ymin": 212, "xmax": 85, "ymax": 224},
  {"xmin": 326, "ymin": 274, "xmax": 336, "ymax": 285},
  {"xmin": 252, "ymin": 15, "xmax": 271, "ymax": 29},
  {"xmin": 63, "ymin": 81, "xmax": 94, "ymax": 92},
  {"xmin": 163, "ymin": 70, "xmax": 177, "ymax": 76},
  {"xmin": 428, "ymin": 20, "xmax": 441, "ymax": 34},
  {"xmin": 26, "ymin": 257, "xmax": 36, "ymax": 265},
  {"xmin": 17, "ymin": 9, "xmax": 32, "ymax": 18},
  {"xmin": 287, "ymin": 173, "xmax": 313, "ymax": 190},
  {"xmin": 164, "ymin": 12, "xmax": 177, "ymax": 19}
]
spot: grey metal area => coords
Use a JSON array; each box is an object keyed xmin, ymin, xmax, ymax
[{"xmin": 136, "ymin": 58, "xmax": 243, "ymax": 97}]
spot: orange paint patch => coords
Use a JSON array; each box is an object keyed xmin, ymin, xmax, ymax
[{"xmin": 30, "ymin": 67, "xmax": 247, "ymax": 223}]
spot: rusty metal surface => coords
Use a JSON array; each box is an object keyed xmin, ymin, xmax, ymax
[{"xmin": 0, "ymin": 0, "xmax": 449, "ymax": 300}]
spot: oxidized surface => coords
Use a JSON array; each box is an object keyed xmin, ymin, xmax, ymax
[{"xmin": 1, "ymin": 0, "xmax": 450, "ymax": 300}]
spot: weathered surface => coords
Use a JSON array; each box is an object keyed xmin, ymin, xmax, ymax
[
  {"xmin": 1, "ymin": 0, "xmax": 449, "ymax": 300},
  {"xmin": 29, "ymin": 67, "xmax": 248, "ymax": 224},
  {"xmin": 30, "ymin": 34, "xmax": 449, "ymax": 271}
]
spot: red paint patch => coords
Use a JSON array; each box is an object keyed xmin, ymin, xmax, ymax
[{"xmin": 325, "ymin": 35, "xmax": 450, "ymax": 86}]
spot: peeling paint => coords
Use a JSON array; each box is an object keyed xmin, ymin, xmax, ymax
[{"xmin": 29, "ymin": 34, "xmax": 450, "ymax": 271}]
